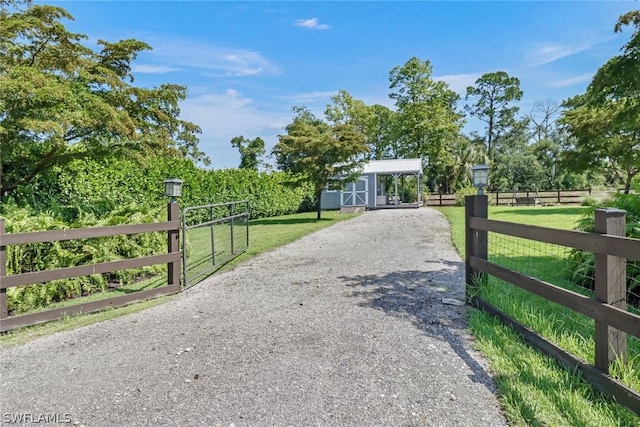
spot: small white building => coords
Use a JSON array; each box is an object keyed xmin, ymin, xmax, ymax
[{"xmin": 320, "ymin": 158, "xmax": 423, "ymax": 210}]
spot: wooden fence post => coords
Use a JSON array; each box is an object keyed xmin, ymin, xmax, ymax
[
  {"xmin": 594, "ymin": 208, "xmax": 627, "ymax": 373},
  {"xmin": 465, "ymin": 195, "xmax": 488, "ymax": 302},
  {"xmin": 167, "ymin": 202, "xmax": 181, "ymax": 290},
  {"xmin": 0, "ymin": 219, "xmax": 7, "ymax": 319}
]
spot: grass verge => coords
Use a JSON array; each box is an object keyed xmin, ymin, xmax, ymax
[
  {"xmin": 436, "ymin": 205, "xmax": 639, "ymax": 426},
  {"xmin": 1, "ymin": 210, "xmax": 359, "ymax": 347}
]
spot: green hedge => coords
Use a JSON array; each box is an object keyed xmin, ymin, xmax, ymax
[
  {"xmin": 56, "ymin": 157, "xmax": 314, "ymax": 219},
  {"xmin": 1, "ymin": 156, "xmax": 315, "ymax": 314},
  {"xmin": 2, "ymin": 156, "xmax": 314, "ymax": 220}
]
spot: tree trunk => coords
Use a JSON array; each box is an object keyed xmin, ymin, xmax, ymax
[
  {"xmin": 624, "ymin": 173, "xmax": 633, "ymax": 194},
  {"xmin": 316, "ymin": 190, "xmax": 322, "ymax": 220}
]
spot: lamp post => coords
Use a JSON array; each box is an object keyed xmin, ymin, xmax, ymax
[
  {"xmin": 164, "ymin": 178, "xmax": 183, "ymax": 203},
  {"xmin": 471, "ymin": 165, "xmax": 489, "ymax": 195},
  {"xmin": 164, "ymin": 179, "xmax": 182, "ymax": 290}
]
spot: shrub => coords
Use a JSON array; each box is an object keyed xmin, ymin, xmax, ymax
[
  {"xmin": 580, "ymin": 196, "xmax": 598, "ymax": 207},
  {"xmin": 567, "ymin": 193, "xmax": 640, "ymax": 306},
  {"xmin": 455, "ymin": 187, "xmax": 478, "ymax": 206},
  {"xmin": 4, "ymin": 205, "xmax": 166, "ymax": 314},
  {"xmin": 454, "ymin": 187, "xmax": 495, "ymax": 206}
]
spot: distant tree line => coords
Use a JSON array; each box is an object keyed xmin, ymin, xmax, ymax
[
  {"xmin": 1, "ymin": 1, "xmax": 638, "ymax": 223},
  {"xmin": 231, "ymin": 10, "xmax": 639, "ymax": 197}
]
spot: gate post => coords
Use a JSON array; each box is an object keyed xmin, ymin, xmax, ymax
[
  {"xmin": 465, "ymin": 195, "xmax": 488, "ymax": 302},
  {"xmin": 168, "ymin": 202, "xmax": 181, "ymax": 290},
  {"xmin": 0, "ymin": 219, "xmax": 7, "ymax": 318},
  {"xmin": 230, "ymin": 202, "xmax": 235, "ymax": 255},
  {"xmin": 594, "ymin": 208, "xmax": 627, "ymax": 373}
]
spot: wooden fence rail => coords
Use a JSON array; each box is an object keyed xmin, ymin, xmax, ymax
[
  {"xmin": 427, "ymin": 188, "xmax": 616, "ymax": 207},
  {"xmin": 465, "ymin": 195, "xmax": 640, "ymax": 415},
  {"xmin": 0, "ymin": 202, "xmax": 181, "ymax": 332}
]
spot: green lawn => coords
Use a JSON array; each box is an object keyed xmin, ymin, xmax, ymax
[
  {"xmin": 436, "ymin": 205, "xmax": 640, "ymax": 426},
  {"xmin": 1, "ymin": 210, "xmax": 359, "ymax": 347}
]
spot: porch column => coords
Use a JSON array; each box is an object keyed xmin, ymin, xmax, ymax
[
  {"xmin": 416, "ymin": 172, "xmax": 421, "ymax": 206},
  {"xmin": 392, "ymin": 173, "xmax": 400, "ymax": 205}
]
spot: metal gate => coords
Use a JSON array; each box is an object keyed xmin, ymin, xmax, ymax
[{"xmin": 182, "ymin": 200, "xmax": 249, "ymax": 287}]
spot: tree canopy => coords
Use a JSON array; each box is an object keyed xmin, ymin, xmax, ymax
[
  {"xmin": 389, "ymin": 57, "xmax": 463, "ymax": 190},
  {"xmin": 560, "ymin": 11, "xmax": 640, "ymax": 193},
  {"xmin": 272, "ymin": 107, "xmax": 368, "ymax": 219},
  {"xmin": 0, "ymin": 1, "xmax": 207, "ymax": 197},
  {"xmin": 325, "ymin": 90, "xmax": 396, "ymax": 160},
  {"xmin": 465, "ymin": 71, "xmax": 523, "ymax": 164},
  {"xmin": 230, "ymin": 135, "xmax": 265, "ymax": 170}
]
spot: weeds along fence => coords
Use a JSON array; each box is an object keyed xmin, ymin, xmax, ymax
[
  {"xmin": 465, "ymin": 195, "xmax": 640, "ymax": 415},
  {"xmin": 0, "ymin": 203, "xmax": 181, "ymax": 333},
  {"xmin": 182, "ymin": 201, "xmax": 249, "ymax": 288},
  {"xmin": 427, "ymin": 189, "xmax": 614, "ymax": 207}
]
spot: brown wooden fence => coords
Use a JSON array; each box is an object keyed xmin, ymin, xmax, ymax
[
  {"xmin": 465, "ymin": 195, "xmax": 640, "ymax": 415},
  {"xmin": 0, "ymin": 203, "xmax": 181, "ymax": 332},
  {"xmin": 427, "ymin": 188, "xmax": 614, "ymax": 207}
]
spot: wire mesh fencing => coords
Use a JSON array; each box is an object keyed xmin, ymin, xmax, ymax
[
  {"xmin": 182, "ymin": 201, "xmax": 249, "ymax": 288},
  {"xmin": 482, "ymin": 230, "xmax": 639, "ymax": 393}
]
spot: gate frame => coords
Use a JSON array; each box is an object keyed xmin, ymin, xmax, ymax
[{"xmin": 181, "ymin": 200, "xmax": 249, "ymax": 288}]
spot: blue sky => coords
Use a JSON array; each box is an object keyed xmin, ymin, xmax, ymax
[{"xmin": 46, "ymin": 1, "xmax": 637, "ymax": 169}]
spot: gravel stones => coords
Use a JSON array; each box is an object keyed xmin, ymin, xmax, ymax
[{"xmin": 0, "ymin": 208, "xmax": 506, "ymax": 426}]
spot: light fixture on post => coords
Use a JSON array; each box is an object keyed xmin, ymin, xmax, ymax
[
  {"xmin": 471, "ymin": 165, "xmax": 489, "ymax": 195},
  {"xmin": 164, "ymin": 178, "xmax": 183, "ymax": 202}
]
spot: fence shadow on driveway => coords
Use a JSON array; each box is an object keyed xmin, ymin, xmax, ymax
[{"xmin": 338, "ymin": 260, "xmax": 498, "ymax": 395}]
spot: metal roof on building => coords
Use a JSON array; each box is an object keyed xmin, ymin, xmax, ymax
[{"xmin": 362, "ymin": 158, "xmax": 423, "ymax": 175}]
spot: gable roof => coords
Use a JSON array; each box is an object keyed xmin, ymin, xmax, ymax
[{"xmin": 362, "ymin": 158, "xmax": 423, "ymax": 175}]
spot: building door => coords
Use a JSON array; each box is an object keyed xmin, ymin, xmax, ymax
[{"xmin": 341, "ymin": 176, "xmax": 368, "ymax": 206}]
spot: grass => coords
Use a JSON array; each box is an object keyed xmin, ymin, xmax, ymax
[
  {"xmin": 1, "ymin": 210, "xmax": 359, "ymax": 347},
  {"xmin": 436, "ymin": 205, "xmax": 640, "ymax": 426}
]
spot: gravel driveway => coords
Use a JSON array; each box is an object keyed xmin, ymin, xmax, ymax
[{"xmin": 0, "ymin": 208, "xmax": 507, "ymax": 426}]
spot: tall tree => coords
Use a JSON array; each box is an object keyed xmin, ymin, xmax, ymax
[
  {"xmin": 272, "ymin": 107, "xmax": 368, "ymax": 219},
  {"xmin": 465, "ymin": 71, "xmax": 523, "ymax": 163},
  {"xmin": 389, "ymin": 57, "xmax": 463, "ymax": 190},
  {"xmin": 363, "ymin": 104, "xmax": 396, "ymax": 160},
  {"xmin": 560, "ymin": 11, "xmax": 640, "ymax": 194},
  {"xmin": 324, "ymin": 90, "xmax": 396, "ymax": 160},
  {"xmin": 324, "ymin": 89, "xmax": 367, "ymax": 127},
  {"xmin": 230, "ymin": 135, "xmax": 265, "ymax": 170},
  {"xmin": 0, "ymin": 1, "xmax": 206, "ymax": 197},
  {"xmin": 529, "ymin": 99, "xmax": 560, "ymax": 144}
]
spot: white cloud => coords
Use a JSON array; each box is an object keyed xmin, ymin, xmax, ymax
[
  {"xmin": 179, "ymin": 89, "xmax": 291, "ymax": 168},
  {"xmin": 131, "ymin": 64, "xmax": 180, "ymax": 74},
  {"xmin": 526, "ymin": 42, "xmax": 590, "ymax": 67},
  {"xmin": 294, "ymin": 18, "xmax": 331, "ymax": 30},
  {"xmin": 266, "ymin": 121, "xmax": 286, "ymax": 130},
  {"xmin": 435, "ymin": 73, "xmax": 483, "ymax": 95},
  {"xmin": 148, "ymin": 39, "xmax": 280, "ymax": 77},
  {"xmin": 544, "ymin": 73, "xmax": 593, "ymax": 88},
  {"xmin": 281, "ymin": 90, "xmax": 337, "ymax": 103}
]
